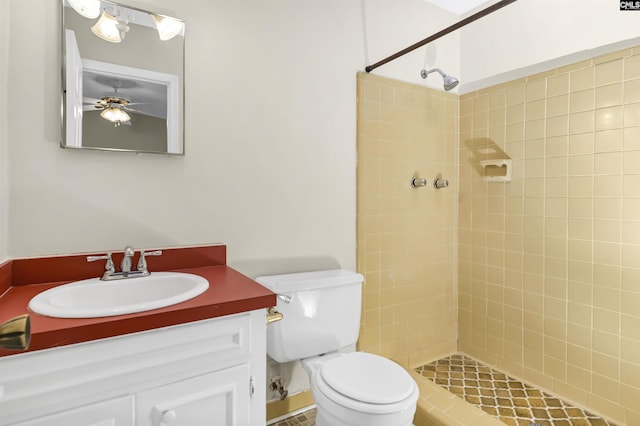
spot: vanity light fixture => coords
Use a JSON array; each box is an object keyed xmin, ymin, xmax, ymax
[
  {"xmin": 151, "ymin": 14, "xmax": 184, "ymax": 41},
  {"xmin": 91, "ymin": 10, "xmax": 122, "ymax": 43},
  {"xmin": 67, "ymin": 0, "xmax": 101, "ymax": 19},
  {"xmin": 100, "ymin": 105, "xmax": 131, "ymax": 126}
]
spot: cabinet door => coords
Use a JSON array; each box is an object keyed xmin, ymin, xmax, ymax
[
  {"xmin": 136, "ymin": 364, "xmax": 250, "ymax": 426},
  {"xmin": 11, "ymin": 396, "xmax": 133, "ymax": 426}
]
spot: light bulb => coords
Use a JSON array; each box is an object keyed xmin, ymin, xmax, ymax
[
  {"xmin": 151, "ymin": 14, "xmax": 184, "ymax": 41},
  {"xmin": 91, "ymin": 10, "xmax": 121, "ymax": 43},
  {"xmin": 100, "ymin": 106, "xmax": 131, "ymax": 123}
]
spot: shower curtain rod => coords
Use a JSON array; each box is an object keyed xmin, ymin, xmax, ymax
[{"xmin": 365, "ymin": 0, "xmax": 518, "ymax": 73}]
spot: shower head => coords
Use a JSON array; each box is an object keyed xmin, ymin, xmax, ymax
[{"xmin": 420, "ymin": 68, "xmax": 459, "ymax": 91}]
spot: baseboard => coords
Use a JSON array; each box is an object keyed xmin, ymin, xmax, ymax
[{"xmin": 266, "ymin": 390, "xmax": 315, "ymax": 421}]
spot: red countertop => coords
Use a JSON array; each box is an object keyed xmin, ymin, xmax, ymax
[{"xmin": 0, "ymin": 245, "xmax": 276, "ymax": 357}]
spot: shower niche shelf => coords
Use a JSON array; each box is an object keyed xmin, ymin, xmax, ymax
[{"xmin": 480, "ymin": 159, "xmax": 512, "ymax": 182}]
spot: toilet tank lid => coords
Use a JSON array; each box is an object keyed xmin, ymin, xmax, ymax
[{"xmin": 255, "ymin": 269, "xmax": 364, "ymax": 293}]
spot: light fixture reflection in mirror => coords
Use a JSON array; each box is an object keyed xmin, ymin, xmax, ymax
[
  {"xmin": 151, "ymin": 15, "xmax": 184, "ymax": 41},
  {"xmin": 61, "ymin": 0, "xmax": 185, "ymax": 154},
  {"xmin": 100, "ymin": 106, "xmax": 131, "ymax": 126},
  {"xmin": 68, "ymin": 0, "xmax": 100, "ymax": 19},
  {"xmin": 91, "ymin": 10, "xmax": 121, "ymax": 43},
  {"xmin": 69, "ymin": 1, "xmax": 184, "ymax": 43}
]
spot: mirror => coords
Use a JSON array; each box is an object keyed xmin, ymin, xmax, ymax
[{"xmin": 61, "ymin": 0, "xmax": 185, "ymax": 154}]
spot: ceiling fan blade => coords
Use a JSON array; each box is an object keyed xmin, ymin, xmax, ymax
[
  {"xmin": 83, "ymin": 105, "xmax": 104, "ymax": 111},
  {"xmin": 83, "ymin": 97, "xmax": 103, "ymax": 104}
]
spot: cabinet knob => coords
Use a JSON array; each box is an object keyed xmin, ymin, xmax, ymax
[{"xmin": 161, "ymin": 410, "xmax": 177, "ymax": 424}]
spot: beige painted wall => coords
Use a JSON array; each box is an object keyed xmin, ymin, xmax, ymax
[
  {"xmin": 458, "ymin": 46, "xmax": 640, "ymax": 425},
  {"xmin": 460, "ymin": 0, "xmax": 640, "ymax": 92},
  {"xmin": 356, "ymin": 72, "xmax": 458, "ymax": 368},
  {"xmin": 4, "ymin": 0, "xmax": 365, "ymax": 270}
]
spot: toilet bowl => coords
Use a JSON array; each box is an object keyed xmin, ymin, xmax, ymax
[
  {"xmin": 256, "ymin": 270, "xmax": 419, "ymax": 426},
  {"xmin": 302, "ymin": 352, "xmax": 419, "ymax": 426}
]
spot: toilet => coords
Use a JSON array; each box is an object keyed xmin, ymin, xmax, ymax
[{"xmin": 256, "ymin": 269, "xmax": 418, "ymax": 426}]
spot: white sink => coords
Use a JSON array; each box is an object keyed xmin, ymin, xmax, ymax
[{"xmin": 28, "ymin": 272, "xmax": 209, "ymax": 318}]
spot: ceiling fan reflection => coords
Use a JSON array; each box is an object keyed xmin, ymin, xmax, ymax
[{"xmin": 83, "ymin": 87, "xmax": 149, "ymax": 127}]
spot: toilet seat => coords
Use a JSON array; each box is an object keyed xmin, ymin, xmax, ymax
[{"xmin": 313, "ymin": 352, "xmax": 418, "ymax": 415}]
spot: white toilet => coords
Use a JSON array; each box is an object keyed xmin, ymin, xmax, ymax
[{"xmin": 256, "ymin": 269, "xmax": 418, "ymax": 426}]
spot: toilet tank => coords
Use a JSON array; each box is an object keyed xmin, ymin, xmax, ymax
[{"xmin": 256, "ymin": 269, "xmax": 364, "ymax": 364}]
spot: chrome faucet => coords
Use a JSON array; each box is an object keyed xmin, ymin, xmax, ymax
[
  {"xmin": 87, "ymin": 246, "xmax": 163, "ymax": 281},
  {"xmin": 137, "ymin": 249, "xmax": 163, "ymax": 274},
  {"xmin": 121, "ymin": 246, "xmax": 135, "ymax": 273},
  {"xmin": 87, "ymin": 252, "xmax": 115, "ymax": 279}
]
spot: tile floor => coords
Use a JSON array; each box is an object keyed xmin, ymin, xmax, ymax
[
  {"xmin": 272, "ymin": 408, "xmax": 317, "ymax": 426},
  {"xmin": 415, "ymin": 354, "xmax": 616, "ymax": 426}
]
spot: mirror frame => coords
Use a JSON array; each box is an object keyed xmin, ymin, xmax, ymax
[{"xmin": 60, "ymin": 0, "xmax": 185, "ymax": 155}]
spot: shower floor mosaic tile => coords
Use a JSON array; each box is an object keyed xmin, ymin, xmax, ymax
[
  {"xmin": 272, "ymin": 408, "xmax": 317, "ymax": 426},
  {"xmin": 415, "ymin": 354, "xmax": 616, "ymax": 426}
]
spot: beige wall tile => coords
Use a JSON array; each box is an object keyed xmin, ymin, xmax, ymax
[
  {"xmin": 570, "ymin": 89, "xmax": 595, "ymax": 113},
  {"xmin": 547, "ymin": 94, "xmax": 569, "ymax": 117},
  {"xmin": 570, "ymin": 67, "xmax": 595, "ymax": 92},
  {"xmin": 595, "ymin": 106, "xmax": 624, "ymax": 131},
  {"xmin": 624, "ymin": 102, "xmax": 640, "ymax": 127},
  {"xmin": 457, "ymin": 46, "xmax": 640, "ymax": 426},
  {"xmin": 548, "ymin": 73, "xmax": 570, "ymax": 97},
  {"xmin": 596, "ymin": 59, "xmax": 623, "ymax": 86},
  {"xmin": 625, "ymin": 78, "xmax": 640, "ymax": 104},
  {"xmin": 357, "ymin": 73, "xmax": 457, "ymax": 364},
  {"xmin": 361, "ymin": 47, "xmax": 640, "ymax": 426},
  {"xmin": 596, "ymin": 83, "xmax": 624, "ymax": 109},
  {"xmin": 595, "ymin": 129, "xmax": 623, "ymax": 153},
  {"xmin": 624, "ymin": 54, "xmax": 640, "ymax": 80},
  {"xmin": 570, "ymin": 111, "xmax": 595, "ymax": 134}
]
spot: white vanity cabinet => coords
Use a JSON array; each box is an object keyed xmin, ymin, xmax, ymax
[
  {"xmin": 0, "ymin": 310, "xmax": 266, "ymax": 426},
  {"xmin": 12, "ymin": 396, "xmax": 134, "ymax": 426},
  {"xmin": 136, "ymin": 365, "xmax": 250, "ymax": 426}
]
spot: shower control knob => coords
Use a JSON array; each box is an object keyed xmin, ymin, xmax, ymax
[
  {"xmin": 411, "ymin": 177, "xmax": 428, "ymax": 188},
  {"xmin": 434, "ymin": 178, "xmax": 449, "ymax": 189}
]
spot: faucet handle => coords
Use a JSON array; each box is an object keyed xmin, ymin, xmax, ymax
[
  {"xmin": 137, "ymin": 250, "xmax": 163, "ymax": 274},
  {"xmin": 87, "ymin": 253, "xmax": 115, "ymax": 273}
]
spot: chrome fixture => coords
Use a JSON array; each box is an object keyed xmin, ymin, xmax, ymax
[
  {"xmin": 434, "ymin": 178, "xmax": 449, "ymax": 189},
  {"xmin": 411, "ymin": 177, "xmax": 428, "ymax": 188},
  {"xmin": 420, "ymin": 68, "xmax": 459, "ymax": 91},
  {"xmin": 88, "ymin": 246, "xmax": 163, "ymax": 280},
  {"xmin": 0, "ymin": 314, "xmax": 31, "ymax": 350},
  {"xmin": 137, "ymin": 249, "xmax": 163, "ymax": 274},
  {"xmin": 269, "ymin": 377, "xmax": 288, "ymax": 400},
  {"xmin": 69, "ymin": 1, "xmax": 185, "ymax": 43},
  {"xmin": 121, "ymin": 245, "xmax": 135, "ymax": 273},
  {"xmin": 277, "ymin": 294, "xmax": 292, "ymax": 304},
  {"xmin": 87, "ymin": 252, "xmax": 115, "ymax": 277}
]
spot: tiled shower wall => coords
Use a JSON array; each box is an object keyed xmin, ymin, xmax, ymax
[
  {"xmin": 458, "ymin": 47, "xmax": 640, "ymax": 425},
  {"xmin": 356, "ymin": 72, "xmax": 458, "ymax": 368}
]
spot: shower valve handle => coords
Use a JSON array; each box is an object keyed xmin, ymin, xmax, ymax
[
  {"xmin": 434, "ymin": 178, "xmax": 449, "ymax": 189},
  {"xmin": 411, "ymin": 177, "xmax": 428, "ymax": 188}
]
